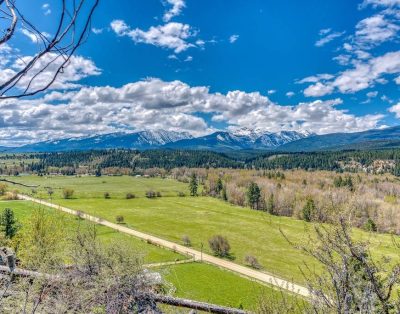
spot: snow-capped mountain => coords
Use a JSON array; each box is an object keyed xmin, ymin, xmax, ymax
[
  {"xmin": 166, "ymin": 128, "xmax": 312, "ymax": 150},
  {"xmin": 12, "ymin": 130, "xmax": 193, "ymax": 152},
  {"xmin": 10, "ymin": 128, "xmax": 312, "ymax": 152}
]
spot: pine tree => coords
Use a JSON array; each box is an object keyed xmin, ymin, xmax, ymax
[
  {"xmin": 216, "ymin": 177, "xmax": 223, "ymax": 194},
  {"xmin": 0, "ymin": 208, "xmax": 19, "ymax": 239},
  {"xmin": 189, "ymin": 173, "xmax": 198, "ymax": 196},
  {"xmin": 302, "ymin": 197, "xmax": 316, "ymax": 222},
  {"xmin": 246, "ymin": 182, "xmax": 261, "ymax": 210}
]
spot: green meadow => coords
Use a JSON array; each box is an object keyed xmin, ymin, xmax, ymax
[
  {"xmin": 3, "ymin": 175, "xmax": 400, "ymax": 285},
  {"xmin": 0, "ymin": 199, "xmax": 286, "ymax": 309}
]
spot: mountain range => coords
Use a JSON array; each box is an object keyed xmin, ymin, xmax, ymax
[{"xmin": 2, "ymin": 126, "xmax": 400, "ymax": 153}]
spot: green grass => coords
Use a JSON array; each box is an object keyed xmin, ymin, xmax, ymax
[
  {"xmin": 0, "ymin": 199, "xmax": 292, "ymax": 309},
  {"xmin": 161, "ymin": 262, "xmax": 289, "ymax": 310},
  {"xmin": 4, "ymin": 175, "xmax": 400, "ymax": 285},
  {"xmin": 0, "ymin": 200, "xmax": 184, "ymax": 264},
  {"xmin": 2, "ymin": 175, "xmax": 187, "ymax": 199}
]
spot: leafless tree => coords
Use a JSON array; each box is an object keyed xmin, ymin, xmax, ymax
[
  {"xmin": 0, "ymin": 0, "xmax": 99, "ymax": 99},
  {"xmin": 281, "ymin": 218, "xmax": 400, "ymax": 314},
  {"xmin": 0, "ymin": 225, "xmax": 163, "ymax": 313}
]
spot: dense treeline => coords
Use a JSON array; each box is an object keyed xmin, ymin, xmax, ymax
[{"xmin": 1, "ymin": 148, "xmax": 400, "ymax": 176}]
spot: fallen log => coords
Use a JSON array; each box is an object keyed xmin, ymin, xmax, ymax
[
  {"xmin": 0, "ymin": 265, "xmax": 251, "ymax": 313},
  {"xmin": 139, "ymin": 293, "xmax": 249, "ymax": 314}
]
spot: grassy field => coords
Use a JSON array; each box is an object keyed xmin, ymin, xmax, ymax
[
  {"xmin": 2, "ymin": 175, "xmax": 188, "ymax": 198},
  {"xmin": 161, "ymin": 262, "xmax": 287, "ymax": 310},
  {"xmin": 0, "ymin": 199, "xmax": 288, "ymax": 309},
  {"xmin": 3, "ymin": 175, "xmax": 400, "ymax": 285},
  {"xmin": 0, "ymin": 200, "xmax": 184, "ymax": 264}
]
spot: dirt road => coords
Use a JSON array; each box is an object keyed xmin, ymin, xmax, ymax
[{"xmin": 18, "ymin": 194, "xmax": 310, "ymax": 298}]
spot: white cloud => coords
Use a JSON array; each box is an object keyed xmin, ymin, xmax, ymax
[
  {"xmin": 111, "ymin": 20, "xmax": 196, "ymax": 53},
  {"xmin": 315, "ymin": 31, "xmax": 345, "ymax": 47},
  {"xmin": 354, "ymin": 14, "xmax": 399, "ymax": 48},
  {"xmin": 184, "ymin": 55, "xmax": 193, "ymax": 62},
  {"xmin": 367, "ymin": 91, "xmax": 378, "ymax": 97},
  {"xmin": 267, "ymin": 90, "xmax": 276, "ymax": 95},
  {"xmin": 304, "ymin": 82, "xmax": 335, "ymax": 97},
  {"xmin": 395, "ymin": 76, "xmax": 400, "ymax": 84},
  {"xmin": 42, "ymin": 3, "xmax": 51, "ymax": 15},
  {"xmin": 388, "ymin": 102, "xmax": 400, "ymax": 118},
  {"xmin": 297, "ymin": 74, "xmax": 334, "ymax": 84},
  {"xmin": 20, "ymin": 29, "xmax": 50, "ymax": 43},
  {"xmin": 0, "ymin": 47, "xmax": 101, "ymax": 94},
  {"xmin": 0, "ymin": 79, "xmax": 384, "ymax": 145},
  {"xmin": 163, "ymin": 0, "xmax": 186, "ymax": 22},
  {"xmin": 229, "ymin": 34, "xmax": 239, "ymax": 43},
  {"xmin": 92, "ymin": 28, "xmax": 104, "ymax": 35},
  {"xmin": 319, "ymin": 28, "xmax": 332, "ymax": 35},
  {"xmin": 304, "ymin": 51, "xmax": 400, "ymax": 96},
  {"xmin": 360, "ymin": 0, "xmax": 400, "ymax": 8},
  {"xmin": 381, "ymin": 94, "xmax": 394, "ymax": 103},
  {"xmin": 286, "ymin": 91, "xmax": 295, "ymax": 98}
]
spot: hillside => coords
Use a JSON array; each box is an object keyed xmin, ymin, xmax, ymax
[{"xmin": 279, "ymin": 126, "xmax": 400, "ymax": 152}]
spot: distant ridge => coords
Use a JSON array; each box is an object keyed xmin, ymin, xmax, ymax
[
  {"xmin": 278, "ymin": 125, "xmax": 400, "ymax": 152},
  {"xmin": 4, "ymin": 126, "xmax": 400, "ymax": 152}
]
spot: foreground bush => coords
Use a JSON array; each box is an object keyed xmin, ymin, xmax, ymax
[
  {"xmin": 208, "ymin": 235, "xmax": 231, "ymax": 257},
  {"xmin": 62, "ymin": 188, "xmax": 74, "ymax": 199}
]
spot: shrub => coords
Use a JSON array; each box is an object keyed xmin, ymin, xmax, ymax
[
  {"xmin": 245, "ymin": 255, "xmax": 261, "ymax": 269},
  {"xmin": 104, "ymin": 192, "xmax": 111, "ymax": 199},
  {"xmin": 126, "ymin": 193, "xmax": 135, "ymax": 199},
  {"xmin": 0, "ymin": 183, "xmax": 7, "ymax": 196},
  {"xmin": 182, "ymin": 235, "xmax": 191, "ymax": 246},
  {"xmin": 364, "ymin": 218, "xmax": 377, "ymax": 232},
  {"xmin": 62, "ymin": 188, "xmax": 74, "ymax": 199},
  {"xmin": 156, "ymin": 191, "xmax": 162, "ymax": 197},
  {"xmin": 145, "ymin": 190, "xmax": 156, "ymax": 198},
  {"xmin": 208, "ymin": 235, "xmax": 231, "ymax": 257},
  {"xmin": 177, "ymin": 191, "xmax": 185, "ymax": 197},
  {"xmin": 4, "ymin": 191, "xmax": 18, "ymax": 200},
  {"xmin": 116, "ymin": 215, "xmax": 124, "ymax": 224}
]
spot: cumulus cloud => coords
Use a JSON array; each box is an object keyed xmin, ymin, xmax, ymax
[
  {"xmin": 286, "ymin": 91, "xmax": 295, "ymax": 98},
  {"xmin": 303, "ymin": 51, "xmax": 400, "ymax": 96},
  {"xmin": 110, "ymin": 20, "xmax": 196, "ymax": 53},
  {"xmin": 304, "ymin": 82, "xmax": 335, "ymax": 97},
  {"xmin": 16, "ymin": 54, "xmax": 100, "ymax": 91},
  {"xmin": 354, "ymin": 14, "xmax": 399, "ymax": 48},
  {"xmin": 360, "ymin": 0, "xmax": 400, "ymax": 8},
  {"xmin": 0, "ymin": 46, "xmax": 101, "ymax": 94},
  {"xmin": 0, "ymin": 79, "xmax": 384, "ymax": 145},
  {"xmin": 163, "ymin": 0, "xmax": 185, "ymax": 22},
  {"xmin": 388, "ymin": 102, "xmax": 400, "ymax": 118}
]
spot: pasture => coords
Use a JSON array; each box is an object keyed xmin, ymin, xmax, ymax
[{"xmin": 3, "ymin": 175, "xmax": 399, "ymax": 285}]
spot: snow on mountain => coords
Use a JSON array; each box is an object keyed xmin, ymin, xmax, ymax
[
  {"xmin": 11, "ymin": 128, "xmax": 311, "ymax": 152},
  {"xmin": 12, "ymin": 130, "xmax": 193, "ymax": 152}
]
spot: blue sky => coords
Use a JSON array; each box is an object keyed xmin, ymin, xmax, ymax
[{"xmin": 0, "ymin": 0, "xmax": 400, "ymax": 145}]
